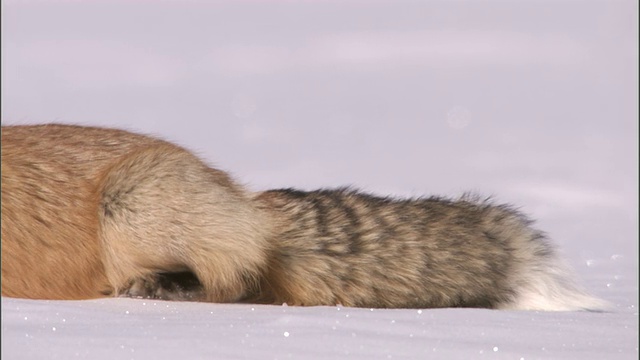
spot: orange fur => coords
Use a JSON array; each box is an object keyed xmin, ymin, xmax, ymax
[{"xmin": 2, "ymin": 124, "xmax": 270, "ymax": 302}]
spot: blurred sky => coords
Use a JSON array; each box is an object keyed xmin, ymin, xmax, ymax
[{"xmin": 1, "ymin": 0, "xmax": 638, "ymax": 263}]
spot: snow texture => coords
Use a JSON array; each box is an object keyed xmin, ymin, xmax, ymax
[{"xmin": 1, "ymin": 0, "xmax": 638, "ymax": 359}]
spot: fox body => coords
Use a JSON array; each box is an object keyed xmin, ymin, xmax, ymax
[
  {"xmin": 1, "ymin": 124, "xmax": 606, "ymax": 311},
  {"xmin": 1, "ymin": 124, "xmax": 269, "ymax": 303}
]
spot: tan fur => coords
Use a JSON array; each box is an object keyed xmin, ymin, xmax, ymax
[
  {"xmin": 2, "ymin": 124, "xmax": 270, "ymax": 302},
  {"xmin": 1, "ymin": 124, "xmax": 606, "ymax": 311}
]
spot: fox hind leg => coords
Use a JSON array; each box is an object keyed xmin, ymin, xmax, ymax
[{"xmin": 97, "ymin": 143, "xmax": 270, "ymax": 303}]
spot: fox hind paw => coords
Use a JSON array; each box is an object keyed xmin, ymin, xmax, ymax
[{"xmin": 120, "ymin": 272, "xmax": 205, "ymax": 302}]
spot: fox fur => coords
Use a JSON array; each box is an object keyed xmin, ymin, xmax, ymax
[{"xmin": 1, "ymin": 124, "xmax": 607, "ymax": 311}]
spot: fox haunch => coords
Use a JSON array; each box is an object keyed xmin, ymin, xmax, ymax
[{"xmin": 2, "ymin": 124, "xmax": 270, "ymax": 303}]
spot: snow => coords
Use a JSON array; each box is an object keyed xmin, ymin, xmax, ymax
[
  {"xmin": 2, "ymin": 289, "xmax": 638, "ymax": 359},
  {"xmin": 2, "ymin": 295, "xmax": 637, "ymax": 360},
  {"xmin": 1, "ymin": 0, "xmax": 638, "ymax": 359}
]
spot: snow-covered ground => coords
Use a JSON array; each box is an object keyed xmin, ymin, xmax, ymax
[
  {"xmin": 1, "ymin": 294, "xmax": 636, "ymax": 360},
  {"xmin": 1, "ymin": 0, "xmax": 637, "ymax": 359}
]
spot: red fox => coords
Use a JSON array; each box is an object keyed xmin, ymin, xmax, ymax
[{"xmin": 1, "ymin": 124, "xmax": 607, "ymax": 311}]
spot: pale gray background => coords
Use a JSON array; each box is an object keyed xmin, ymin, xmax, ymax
[{"xmin": 2, "ymin": 0, "xmax": 638, "ymax": 359}]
